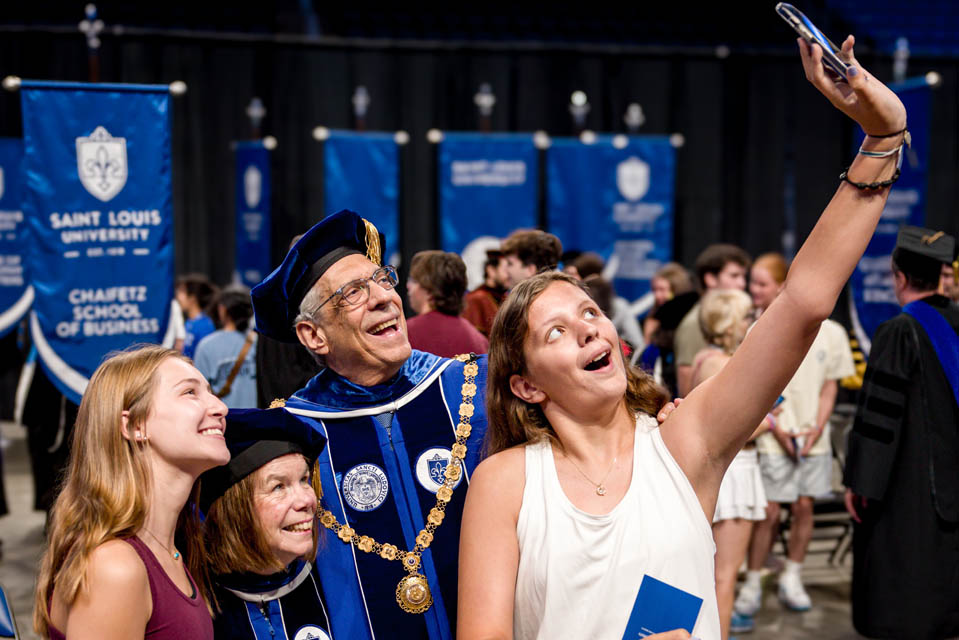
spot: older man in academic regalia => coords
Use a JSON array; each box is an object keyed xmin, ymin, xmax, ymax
[
  {"xmin": 843, "ymin": 225, "xmax": 959, "ymax": 640},
  {"xmin": 251, "ymin": 210, "xmax": 488, "ymax": 640}
]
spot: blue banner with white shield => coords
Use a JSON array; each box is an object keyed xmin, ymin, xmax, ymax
[
  {"xmin": 234, "ymin": 141, "xmax": 272, "ymax": 288},
  {"xmin": 547, "ymin": 135, "xmax": 676, "ymax": 302},
  {"xmin": 323, "ymin": 131, "xmax": 400, "ymax": 265},
  {"xmin": 848, "ymin": 79, "xmax": 930, "ymax": 354},
  {"xmin": 438, "ymin": 133, "xmax": 539, "ymax": 257},
  {"xmin": 20, "ymin": 81, "xmax": 176, "ymax": 403},
  {"xmin": 0, "ymin": 138, "xmax": 32, "ymax": 337}
]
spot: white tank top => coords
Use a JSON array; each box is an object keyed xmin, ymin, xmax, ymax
[{"xmin": 513, "ymin": 415, "xmax": 721, "ymax": 640}]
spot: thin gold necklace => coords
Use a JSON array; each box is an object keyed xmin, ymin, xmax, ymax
[
  {"xmin": 563, "ymin": 452, "xmax": 618, "ymax": 496},
  {"xmin": 141, "ymin": 527, "xmax": 181, "ymax": 561}
]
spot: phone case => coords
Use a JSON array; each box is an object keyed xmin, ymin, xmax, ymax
[{"xmin": 775, "ymin": 3, "xmax": 849, "ymax": 80}]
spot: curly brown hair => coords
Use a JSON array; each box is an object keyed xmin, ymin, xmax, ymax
[
  {"xmin": 485, "ymin": 271, "xmax": 668, "ymax": 456},
  {"xmin": 409, "ymin": 250, "xmax": 468, "ymax": 316}
]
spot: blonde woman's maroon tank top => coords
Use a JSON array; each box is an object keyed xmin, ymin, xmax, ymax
[{"xmin": 48, "ymin": 537, "xmax": 212, "ymax": 639}]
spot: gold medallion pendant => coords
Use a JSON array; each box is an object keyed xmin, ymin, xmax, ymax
[
  {"xmin": 315, "ymin": 353, "xmax": 479, "ymax": 615},
  {"xmin": 396, "ymin": 573, "xmax": 433, "ymax": 614}
]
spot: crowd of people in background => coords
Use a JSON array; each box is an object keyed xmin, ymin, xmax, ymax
[
  {"xmin": 9, "ymin": 215, "xmax": 954, "ymax": 639},
  {"xmin": 3, "ymin": 35, "xmax": 958, "ymax": 640}
]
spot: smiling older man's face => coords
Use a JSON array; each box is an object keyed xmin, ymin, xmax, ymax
[{"xmin": 301, "ymin": 254, "xmax": 411, "ymax": 386}]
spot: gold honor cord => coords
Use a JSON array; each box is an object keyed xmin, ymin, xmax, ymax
[{"xmin": 317, "ymin": 353, "xmax": 479, "ymax": 614}]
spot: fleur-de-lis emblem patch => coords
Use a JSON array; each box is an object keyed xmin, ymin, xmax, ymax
[{"xmin": 76, "ymin": 126, "xmax": 127, "ymax": 202}]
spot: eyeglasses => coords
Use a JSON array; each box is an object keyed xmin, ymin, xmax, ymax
[{"xmin": 316, "ymin": 265, "xmax": 399, "ymax": 311}]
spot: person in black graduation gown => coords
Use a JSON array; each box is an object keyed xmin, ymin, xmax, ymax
[{"xmin": 844, "ymin": 225, "xmax": 959, "ymax": 640}]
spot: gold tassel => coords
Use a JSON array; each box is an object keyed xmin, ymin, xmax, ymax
[{"xmin": 363, "ymin": 219, "xmax": 382, "ymax": 266}]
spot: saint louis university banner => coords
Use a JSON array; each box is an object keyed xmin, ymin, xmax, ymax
[
  {"xmin": 0, "ymin": 138, "xmax": 32, "ymax": 338},
  {"xmin": 438, "ymin": 133, "xmax": 539, "ymax": 255},
  {"xmin": 234, "ymin": 141, "xmax": 272, "ymax": 288},
  {"xmin": 547, "ymin": 135, "xmax": 675, "ymax": 302},
  {"xmin": 848, "ymin": 78, "xmax": 931, "ymax": 354},
  {"xmin": 323, "ymin": 131, "xmax": 400, "ymax": 265},
  {"xmin": 20, "ymin": 81, "xmax": 176, "ymax": 403}
]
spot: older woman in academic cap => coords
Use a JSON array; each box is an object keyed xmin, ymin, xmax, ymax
[{"xmin": 191, "ymin": 408, "xmax": 335, "ymax": 640}]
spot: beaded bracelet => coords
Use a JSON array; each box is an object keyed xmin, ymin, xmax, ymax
[{"xmin": 839, "ymin": 166, "xmax": 901, "ymax": 190}]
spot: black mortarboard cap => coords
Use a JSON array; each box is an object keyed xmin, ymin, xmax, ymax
[
  {"xmin": 895, "ymin": 225, "xmax": 956, "ymax": 264},
  {"xmin": 251, "ymin": 210, "xmax": 385, "ymax": 343},
  {"xmin": 199, "ymin": 408, "xmax": 327, "ymax": 513}
]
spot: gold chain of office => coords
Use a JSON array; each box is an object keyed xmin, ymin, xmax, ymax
[{"xmin": 316, "ymin": 353, "xmax": 479, "ymax": 615}]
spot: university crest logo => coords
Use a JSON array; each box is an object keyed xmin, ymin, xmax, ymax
[
  {"xmin": 616, "ymin": 156, "xmax": 650, "ymax": 202},
  {"xmin": 293, "ymin": 625, "xmax": 331, "ymax": 640},
  {"xmin": 76, "ymin": 126, "xmax": 128, "ymax": 202},
  {"xmin": 415, "ymin": 447, "xmax": 465, "ymax": 493},
  {"xmin": 342, "ymin": 463, "xmax": 389, "ymax": 512}
]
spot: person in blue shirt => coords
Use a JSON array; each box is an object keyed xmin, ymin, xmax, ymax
[
  {"xmin": 176, "ymin": 273, "xmax": 218, "ymax": 359},
  {"xmin": 194, "ymin": 287, "xmax": 257, "ymax": 408},
  {"xmin": 251, "ymin": 210, "xmax": 487, "ymax": 640}
]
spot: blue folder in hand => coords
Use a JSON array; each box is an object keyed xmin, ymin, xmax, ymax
[{"xmin": 622, "ymin": 575, "xmax": 703, "ymax": 639}]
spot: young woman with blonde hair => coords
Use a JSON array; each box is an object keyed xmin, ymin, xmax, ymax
[
  {"xmin": 34, "ymin": 345, "xmax": 229, "ymax": 639},
  {"xmin": 691, "ymin": 289, "xmax": 770, "ymax": 638},
  {"xmin": 459, "ymin": 36, "xmax": 908, "ymax": 640}
]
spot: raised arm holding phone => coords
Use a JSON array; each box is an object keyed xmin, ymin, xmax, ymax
[{"xmin": 457, "ymin": 33, "xmax": 907, "ymax": 640}]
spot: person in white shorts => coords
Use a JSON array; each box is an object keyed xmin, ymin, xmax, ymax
[
  {"xmin": 737, "ymin": 254, "xmax": 856, "ymax": 615},
  {"xmin": 690, "ymin": 289, "xmax": 770, "ymax": 639}
]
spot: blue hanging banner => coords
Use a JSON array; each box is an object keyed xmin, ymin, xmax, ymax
[
  {"xmin": 234, "ymin": 141, "xmax": 272, "ymax": 288},
  {"xmin": 0, "ymin": 138, "xmax": 32, "ymax": 337},
  {"xmin": 547, "ymin": 135, "xmax": 676, "ymax": 302},
  {"xmin": 848, "ymin": 79, "xmax": 931, "ymax": 354},
  {"xmin": 20, "ymin": 81, "xmax": 176, "ymax": 403},
  {"xmin": 323, "ymin": 131, "xmax": 400, "ymax": 265},
  {"xmin": 438, "ymin": 133, "xmax": 539, "ymax": 256}
]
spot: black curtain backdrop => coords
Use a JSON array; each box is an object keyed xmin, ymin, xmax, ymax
[{"xmin": 1, "ymin": 28, "xmax": 956, "ymax": 286}]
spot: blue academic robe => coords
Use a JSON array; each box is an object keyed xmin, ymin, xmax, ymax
[
  {"xmin": 285, "ymin": 350, "xmax": 488, "ymax": 640},
  {"xmin": 212, "ymin": 561, "xmax": 335, "ymax": 640}
]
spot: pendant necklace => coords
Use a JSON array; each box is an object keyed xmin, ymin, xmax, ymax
[
  {"xmin": 141, "ymin": 527, "xmax": 181, "ymax": 561},
  {"xmin": 565, "ymin": 451, "xmax": 619, "ymax": 496}
]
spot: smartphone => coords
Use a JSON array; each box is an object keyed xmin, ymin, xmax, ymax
[{"xmin": 775, "ymin": 3, "xmax": 849, "ymax": 80}]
